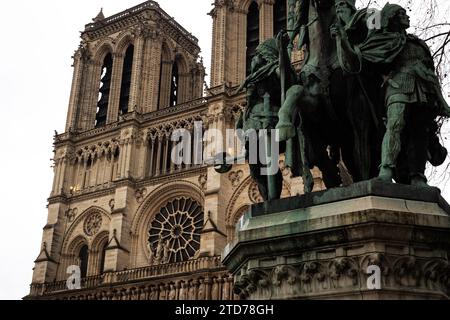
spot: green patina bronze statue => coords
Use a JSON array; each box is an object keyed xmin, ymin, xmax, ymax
[
  {"xmin": 236, "ymin": 37, "xmax": 286, "ymax": 201},
  {"xmin": 218, "ymin": 1, "xmax": 449, "ymax": 202},
  {"xmin": 334, "ymin": 3, "xmax": 450, "ymax": 186},
  {"xmin": 276, "ymin": 0, "xmax": 378, "ymax": 189}
]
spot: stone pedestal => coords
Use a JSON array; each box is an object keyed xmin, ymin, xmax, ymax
[{"xmin": 222, "ymin": 180, "xmax": 450, "ymax": 300}]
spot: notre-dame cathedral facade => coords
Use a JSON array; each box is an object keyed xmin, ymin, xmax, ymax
[{"xmin": 27, "ymin": 0, "xmax": 321, "ymax": 300}]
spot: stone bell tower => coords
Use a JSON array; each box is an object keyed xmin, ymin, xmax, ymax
[{"xmin": 27, "ymin": 0, "xmax": 310, "ymax": 300}]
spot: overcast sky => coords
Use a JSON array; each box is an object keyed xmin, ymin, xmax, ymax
[{"xmin": 0, "ymin": 0, "xmax": 449, "ymax": 300}]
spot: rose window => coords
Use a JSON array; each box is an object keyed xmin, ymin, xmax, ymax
[
  {"xmin": 83, "ymin": 212, "xmax": 102, "ymax": 236},
  {"xmin": 148, "ymin": 198, "xmax": 204, "ymax": 263}
]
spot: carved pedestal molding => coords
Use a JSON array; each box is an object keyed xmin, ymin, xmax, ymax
[{"xmin": 223, "ymin": 180, "xmax": 450, "ymax": 300}]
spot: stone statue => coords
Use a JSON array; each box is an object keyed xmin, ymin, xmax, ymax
[
  {"xmin": 155, "ymin": 235, "xmax": 164, "ymax": 265},
  {"xmin": 163, "ymin": 240, "xmax": 170, "ymax": 264},
  {"xmin": 334, "ymin": 3, "xmax": 450, "ymax": 186},
  {"xmin": 179, "ymin": 282, "xmax": 187, "ymax": 300},
  {"xmin": 168, "ymin": 284, "xmax": 176, "ymax": 300},
  {"xmin": 188, "ymin": 283, "xmax": 196, "ymax": 300},
  {"xmin": 147, "ymin": 241, "xmax": 154, "ymax": 265},
  {"xmin": 197, "ymin": 280, "xmax": 205, "ymax": 300}
]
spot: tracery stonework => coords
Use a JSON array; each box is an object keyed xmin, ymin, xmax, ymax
[
  {"xmin": 248, "ymin": 181, "xmax": 264, "ymax": 204},
  {"xmin": 83, "ymin": 212, "xmax": 102, "ymax": 237},
  {"xmin": 149, "ymin": 198, "xmax": 204, "ymax": 264}
]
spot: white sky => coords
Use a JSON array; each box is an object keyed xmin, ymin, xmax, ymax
[{"xmin": 0, "ymin": 0, "xmax": 448, "ymax": 300}]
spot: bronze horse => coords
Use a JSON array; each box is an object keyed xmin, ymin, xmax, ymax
[{"xmin": 277, "ymin": 0, "xmax": 382, "ymax": 192}]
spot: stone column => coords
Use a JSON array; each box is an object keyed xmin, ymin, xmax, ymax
[
  {"xmin": 100, "ymin": 154, "xmax": 108, "ymax": 185},
  {"xmin": 162, "ymin": 135, "xmax": 169, "ymax": 175},
  {"xmin": 205, "ymin": 277, "xmax": 212, "ymax": 300},
  {"xmin": 87, "ymin": 249, "xmax": 99, "ymax": 277},
  {"xmin": 158, "ymin": 60, "xmax": 173, "ymax": 109},
  {"xmin": 124, "ymin": 135, "xmax": 134, "ymax": 179},
  {"xmin": 107, "ymin": 53, "xmax": 125, "ymax": 124},
  {"xmin": 236, "ymin": 9, "xmax": 248, "ymax": 85},
  {"xmin": 104, "ymin": 184, "xmax": 133, "ymax": 273},
  {"xmin": 51, "ymin": 154, "xmax": 67, "ymax": 197},
  {"xmin": 50, "ymin": 161, "xmax": 59, "ymax": 196},
  {"xmin": 54, "ymin": 147, "xmax": 72, "ymax": 196},
  {"xmin": 141, "ymin": 33, "xmax": 162, "ymax": 113},
  {"xmin": 73, "ymin": 159, "xmax": 82, "ymax": 190},
  {"xmin": 65, "ymin": 47, "xmax": 86, "ymax": 132},
  {"xmin": 79, "ymin": 60, "xmax": 101, "ymax": 131},
  {"xmin": 82, "ymin": 158, "xmax": 88, "ymax": 189},
  {"xmin": 91, "ymin": 158, "xmax": 100, "ymax": 187},
  {"xmin": 192, "ymin": 65, "xmax": 204, "ymax": 100},
  {"xmin": 134, "ymin": 132, "xmax": 147, "ymax": 180},
  {"xmin": 178, "ymin": 72, "xmax": 190, "ymax": 104},
  {"xmin": 155, "ymin": 136, "xmax": 163, "ymax": 176},
  {"xmin": 128, "ymin": 35, "xmax": 145, "ymax": 113},
  {"xmin": 258, "ymin": 0, "xmax": 275, "ymax": 41},
  {"xmin": 192, "ymin": 279, "xmax": 199, "ymax": 300},
  {"xmin": 148, "ymin": 137, "xmax": 156, "ymax": 177},
  {"xmin": 32, "ymin": 202, "xmax": 68, "ymax": 285},
  {"xmin": 186, "ymin": 128, "xmax": 193, "ymax": 170},
  {"xmin": 209, "ymin": 1, "xmax": 230, "ymax": 87},
  {"xmin": 170, "ymin": 138, "xmax": 176, "ymax": 173},
  {"xmin": 199, "ymin": 103, "xmax": 227, "ymax": 257}
]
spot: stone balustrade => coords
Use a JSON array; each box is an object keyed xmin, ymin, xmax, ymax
[{"xmin": 27, "ymin": 256, "xmax": 237, "ymax": 300}]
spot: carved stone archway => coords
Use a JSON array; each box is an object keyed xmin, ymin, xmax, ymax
[{"xmin": 131, "ymin": 181, "xmax": 204, "ymax": 267}]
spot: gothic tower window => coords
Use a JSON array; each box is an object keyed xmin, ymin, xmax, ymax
[
  {"xmin": 95, "ymin": 53, "xmax": 113, "ymax": 128},
  {"xmin": 170, "ymin": 61, "xmax": 179, "ymax": 107},
  {"xmin": 246, "ymin": 1, "xmax": 260, "ymax": 76},
  {"xmin": 273, "ymin": 0, "xmax": 287, "ymax": 36},
  {"xmin": 119, "ymin": 45, "xmax": 134, "ymax": 116},
  {"xmin": 78, "ymin": 245, "xmax": 89, "ymax": 278}
]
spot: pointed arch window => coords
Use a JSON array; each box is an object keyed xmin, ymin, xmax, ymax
[
  {"xmin": 119, "ymin": 45, "xmax": 134, "ymax": 116},
  {"xmin": 78, "ymin": 245, "xmax": 89, "ymax": 278},
  {"xmin": 170, "ymin": 61, "xmax": 179, "ymax": 107},
  {"xmin": 95, "ymin": 53, "xmax": 113, "ymax": 128},
  {"xmin": 246, "ymin": 1, "xmax": 260, "ymax": 76},
  {"xmin": 273, "ymin": 0, "xmax": 287, "ymax": 36}
]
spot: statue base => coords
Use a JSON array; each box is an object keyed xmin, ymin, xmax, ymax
[{"xmin": 222, "ymin": 179, "xmax": 450, "ymax": 300}]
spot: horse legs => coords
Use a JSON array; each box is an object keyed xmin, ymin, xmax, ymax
[{"xmin": 276, "ymin": 84, "xmax": 304, "ymax": 142}]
